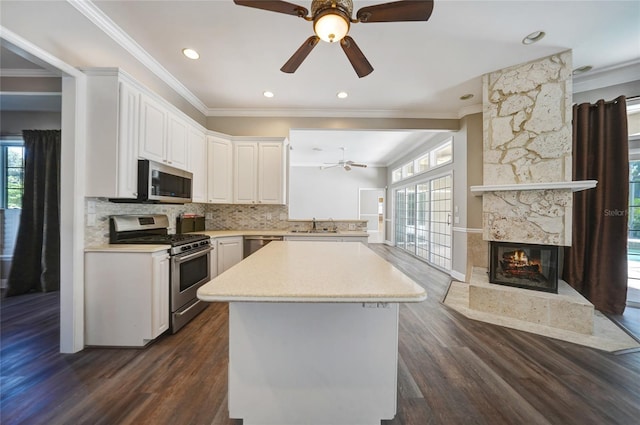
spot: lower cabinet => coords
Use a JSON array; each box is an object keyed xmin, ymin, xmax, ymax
[
  {"xmin": 216, "ymin": 236, "xmax": 244, "ymax": 274},
  {"xmin": 85, "ymin": 250, "xmax": 169, "ymax": 347}
]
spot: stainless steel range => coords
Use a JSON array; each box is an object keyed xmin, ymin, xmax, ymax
[{"xmin": 110, "ymin": 214, "xmax": 212, "ymax": 333}]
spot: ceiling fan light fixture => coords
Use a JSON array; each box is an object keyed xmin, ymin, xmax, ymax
[{"xmin": 314, "ymin": 10, "xmax": 350, "ymax": 43}]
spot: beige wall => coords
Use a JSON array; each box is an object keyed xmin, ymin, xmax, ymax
[
  {"xmin": 1, "ymin": 111, "xmax": 62, "ymax": 136},
  {"xmin": 465, "ymin": 113, "xmax": 483, "ymax": 229},
  {"xmin": 206, "ymin": 116, "xmax": 460, "ymax": 137}
]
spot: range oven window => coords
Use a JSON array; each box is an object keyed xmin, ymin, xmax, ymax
[{"xmin": 179, "ymin": 253, "xmax": 209, "ymax": 292}]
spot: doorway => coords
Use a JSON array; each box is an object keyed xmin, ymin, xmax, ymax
[
  {"xmin": 2, "ymin": 31, "xmax": 85, "ymax": 353},
  {"xmin": 359, "ymin": 188, "xmax": 385, "ymax": 244}
]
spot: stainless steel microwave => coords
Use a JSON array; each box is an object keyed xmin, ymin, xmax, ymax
[{"xmin": 137, "ymin": 159, "xmax": 192, "ymax": 204}]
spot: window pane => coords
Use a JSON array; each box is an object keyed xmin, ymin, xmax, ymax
[
  {"xmin": 402, "ymin": 162, "xmax": 414, "ymax": 179},
  {"xmin": 434, "ymin": 141, "xmax": 452, "ymax": 165},
  {"xmin": 392, "ymin": 168, "xmax": 402, "ymax": 182},
  {"xmin": 416, "ymin": 154, "xmax": 429, "ymax": 173},
  {"xmin": 7, "ymin": 146, "xmax": 24, "ymax": 167}
]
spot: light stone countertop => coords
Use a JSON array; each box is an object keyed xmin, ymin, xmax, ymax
[
  {"xmin": 85, "ymin": 244, "xmax": 170, "ymax": 253},
  {"xmin": 197, "ymin": 241, "xmax": 427, "ymax": 303}
]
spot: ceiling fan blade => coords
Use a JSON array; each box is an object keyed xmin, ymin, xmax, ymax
[
  {"xmin": 339, "ymin": 36, "xmax": 373, "ymax": 78},
  {"xmin": 350, "ymin": 163, "xmax": 368, "ymax": 168},
  {"xmin": 281, "ymin": 36, "xmax": 320, "ymax": 73},
  {"xmin": 233, "ymin": 0, "xmax": 308, "ymax": 18},
  {"xmin": 356, "ymin": 0, "xmax": 434, "ymax": 23}
]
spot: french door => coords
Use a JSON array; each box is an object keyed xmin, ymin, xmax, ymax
[{"xmin": 395, "ymin": 174, "xmax": 452, "ymax": 271}]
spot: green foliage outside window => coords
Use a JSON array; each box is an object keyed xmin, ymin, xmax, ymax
[
  {"xmin": 5, "ymin": 146, "xmax": 24, "ymax": 209},
  {"xmin": 629, "ymin": 161, "xmax": 640, "ymax": 239}
]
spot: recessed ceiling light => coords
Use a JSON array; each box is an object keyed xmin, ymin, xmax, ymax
[
  {"xmin": 263, "ymin": 91, "xmax": 275, "ymax": 98},
  {"xmin": 522, "ymin": 30, "xmax": 546, "ymax": 45},
  {"xmin": 573, "ymin": 65, "xmax": 593, "ymax": 75},
  {"xmin": 459, "ymin": 93, "xmax": 474, "ymax": 101},
  {"xmin": 182, "ymin": 48, "xmax": 200, "ymax": 60},
  {"xmin": 337, "ymin": 91, "xmax": 348, "ymax": 99}
]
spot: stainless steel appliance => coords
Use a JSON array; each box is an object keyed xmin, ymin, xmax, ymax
[
  {"xmin": 244, "ymin": 235, "xmax": 283, "ymax": 258},
  {"xmin": 137, "ymin": 159, "xmax": 193, "ymax": 204},
  {"xmin": 109, "ymin": 214, "xmax": 212, "ymax": 333}
]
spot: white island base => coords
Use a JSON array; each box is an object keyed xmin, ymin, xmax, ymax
[{"xmin": 228, "ymin": 302, "xmax": 399, "ymax": 425}]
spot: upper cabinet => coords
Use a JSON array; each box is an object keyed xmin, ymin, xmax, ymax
[
  {"xmin": 233, "ymin": 138, "xmax": 286, "ymax": 205},
  {"xmin": 188, "ymin": 127, "xmax": 207, "ymax": 203},
  {"xmin": 83, "ymin": 68, "xmax": 288, "ymax": 206},
  {"xmin": 208, "ymin": 136, "xmax": 233, "ymax": 204},
  {"xmin": 84, "ymin": 69, "xmax": 140, "ymax": 199},
  {"xmin": 139, "ymin": 94, "xmax": 188, "ymax": 170}
]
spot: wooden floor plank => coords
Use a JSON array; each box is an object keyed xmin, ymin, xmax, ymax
[{"xmin": 1, "ymin": 244, "xmax": 640, "ymax": 424}]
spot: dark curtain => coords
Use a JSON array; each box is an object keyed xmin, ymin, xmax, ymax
[
  {"xmin": 7, "ymin": 130, "xmax": 61, "ymax": 296},
  {"xmin": 563, "ymin": 96, "xmax": 628, "ymax": 314}
]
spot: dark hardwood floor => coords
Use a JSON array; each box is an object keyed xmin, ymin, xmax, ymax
[{"xmin": 2, "ymin": 245, "xmax": 640, "ymax": 425}]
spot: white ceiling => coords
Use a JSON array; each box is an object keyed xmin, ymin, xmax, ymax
[{"xmin": 1, "ymin": 0, "xmax": 639, "ymax": 165}]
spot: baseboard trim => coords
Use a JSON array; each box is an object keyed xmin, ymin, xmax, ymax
[{"xmin": 450, "ymin": 270, "xmax": 466, "ymax": 282}]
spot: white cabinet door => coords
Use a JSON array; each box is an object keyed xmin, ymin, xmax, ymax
[
  {"xmin": 207, "ymin": 136, "xmax": 233, "ymax": 203},
  {"xmin": 152, "ymin": 252, "xmax": 170, "ymax": 338},
  {"xmin": 210, "ymin": 239, "xmax": 219, "ymax": 279},
  {"xmin": 258, "ymin": 142, "xmax": 284, "ymax": 204},
  {"xmin": 217, "ymin": 237, "xmax": 244, "ymax": 274},
  {"xmin": 139, "ymin": 93, "xmax": 167, "ymax": 163},
  {"xmin": 85, "ymin": 71, "xmax": 140, "ymax": 199},
  {"xmin": 116, "ymin": 81, "xmax": 140, "ymax": 198},
  {"xmin": 166, "ymin": 114, "xmax": 189, "ymax": 169},
  {"xmin": 189, "ymin": 127, "xmax": 208, "ymax": 203},
  {"xmin": 85, "ymin": 250, "xmax": 170, "ymax": 347},
  {"xmin": 233, "ymin": 142, "xmax": 258, "ymax": 204}
]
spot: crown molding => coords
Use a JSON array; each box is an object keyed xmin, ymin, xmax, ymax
[
  {"xmin": 67, "ymin": 0, "xmax": 208, "ymax": 115},
  {"xmin": 573, "ymin": 59, "xmax": 640, "ymax": 94},
  {"xmin": 0, "ymin": 68, "xmax": 58, "ymax": 78}
]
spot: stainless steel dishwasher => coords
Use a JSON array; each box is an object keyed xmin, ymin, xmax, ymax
[{"xmin": 243, "ymin": 235, "xmax": 283, "ymax": 258}]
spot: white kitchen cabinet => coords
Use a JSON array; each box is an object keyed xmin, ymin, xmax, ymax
[
  {"xmin": 189, "ymin": 127, "xmax": 208, "ymax": 203},
  {"xmin": 84, "ymin": 69, "xmax": 140, "ymax": 199},
  {"xmin": 139, "ymin": 94, "xmax": 189, "ymax": 170},
  {"xmin": 207, "ymin": 136, "xmax": 233, "ymax": 203},
  {"xmin": 258, "ymin": 142, "xmax": 285, "ymax": 204},
  {"xmin": 233, "ymin": 142, "xmax": 258, "ymax": 203},
  {"xmin": 85, "ymin": 249, "xmax": 170, "ymax": 347},
  {"xmin": 216, "ymin": 236, "xmax": 243, "ymax": 274},
  {"xmin": 210, "ymin": 237, "xmax": 219, "ymax": 279},
  {"xmin": 233, "ymin": 139, "xmax": 286, "ymax": 204},
  {"xmin": 166, "ymin": 114, "xmax": 189, "ymax": 170},
  {"xmin": 138, "ymin": 93, "xmax": 167, "ymax": 164}
]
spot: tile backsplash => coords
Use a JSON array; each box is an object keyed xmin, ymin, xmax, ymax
[{"xmin": 85, "ymin": 199, "xmax": 367, "ymax": 246}]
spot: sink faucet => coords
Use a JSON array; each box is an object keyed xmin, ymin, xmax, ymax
[{"xmin": 312, "ymin": 217, "xmax": 317, "ymax": 231}]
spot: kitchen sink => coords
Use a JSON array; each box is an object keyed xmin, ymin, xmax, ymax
[{"xmin": 289, "ymin": 230, "xmax": 311, "ymax": 233}]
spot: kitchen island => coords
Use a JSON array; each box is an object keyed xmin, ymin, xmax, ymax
[{"xmin": 197, "ymin": 241, "xmax": 426, "ymax": 425}]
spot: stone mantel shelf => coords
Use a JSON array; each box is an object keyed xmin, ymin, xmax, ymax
[{"xmin": 470, "ymin": 180, "xmax": 597, "ymax": 196}]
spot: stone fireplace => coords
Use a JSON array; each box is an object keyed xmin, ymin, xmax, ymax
[
  {"xmin": 462, "ymin": 51, "xmax": 597, "ymax": 336},
  {"xmin": 489, "ymin": 241, "xmax": 558, "ymax": 293}
]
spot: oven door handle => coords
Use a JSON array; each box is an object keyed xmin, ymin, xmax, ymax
[{"xmin": 174, "ymin": 246, "xmax": 213, "ymax": 263}]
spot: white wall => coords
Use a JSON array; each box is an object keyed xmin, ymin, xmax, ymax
[{"xmin": 289, "ymin": 166, "xmax": 387, "ymax": 219}]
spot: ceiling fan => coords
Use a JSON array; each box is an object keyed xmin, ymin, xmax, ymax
[
  {"xmin": 321, "ymin": 147, "xmax": 368, "ymax": 171},
  {"xmin": 233, "ymin": 0, "xmax": 435, "ymax": 77}
]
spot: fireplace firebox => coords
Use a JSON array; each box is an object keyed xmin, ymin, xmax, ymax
[{"xmin": 489, "ymin": 242, "xmax": 559, "ymax": 294}]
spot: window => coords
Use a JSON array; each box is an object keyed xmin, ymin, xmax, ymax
[
  {"xmin": 391, "ymin": 138, "xmax": 453, "ymax": 183},
  {"xmin": 2, "ymin": 142, "xmax": 25, "ymax": 209},
  {"xmin": 394, "ymin": 173, "xmax": 452, "ymax": 271}
]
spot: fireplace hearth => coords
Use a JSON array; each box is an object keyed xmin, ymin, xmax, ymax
[{"xmin": 489, "ymin": 242, "xmax": 559, "ymax": 293}]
